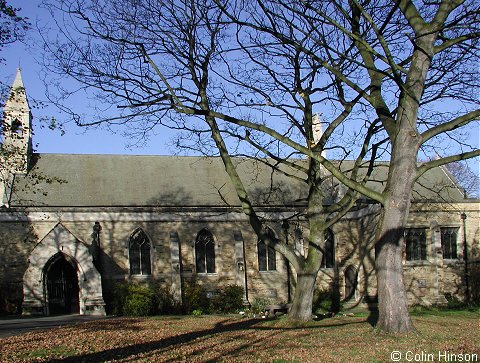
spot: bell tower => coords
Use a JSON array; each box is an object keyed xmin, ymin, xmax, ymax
[
  {"xmin": 1, "ymin": 69, "xmax": 33, "ymax": 206},
  {"xmin": 2, "ymin": 68, "xmax": 32, "ymax": 171},
  {"xmin": 312, "ymin": 113, "xmax": 326, "ymax": 158}
]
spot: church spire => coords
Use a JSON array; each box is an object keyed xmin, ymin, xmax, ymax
[
  {"xmin": 312, "ymin": 113, "xmax": 326, "ymax": 158},
  {"xmin": 1, "ymin": 68, "xmax": 33, "ymax": 173},
  {"xmin": 5, "ymin": 68, "xmax": 31, "ymax": 113}
]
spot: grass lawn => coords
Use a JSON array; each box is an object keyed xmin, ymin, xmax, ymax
[{"xmin": 0, "ymin": 309, "xmax": 478, "ymax": 362}]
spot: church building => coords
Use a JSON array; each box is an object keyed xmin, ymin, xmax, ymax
[{"xmin": 1, "ymin": 69, "xmax": 479, "ymax": 316}]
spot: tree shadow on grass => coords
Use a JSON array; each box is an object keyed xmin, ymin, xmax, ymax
[
  {"xmin": 46, "ymin": 318, "xmax": 263, "ymax": 363},
  {"xmin": 70, "ymin": 317, "xmax": 145, "ymax": 332},
  {"xmin": 44, "ymin": 316, "xmax": 370, "ymax": 362},
  {"xmin": 367, "ymin": 311, "xmax": 379, "ymax": 327}
]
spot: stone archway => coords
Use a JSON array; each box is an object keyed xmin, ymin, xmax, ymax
[
  {"xmin": 22, "ymin": 223, "xmax": 105, "ymax": 315},
  {"xmin": 45, "ymin": 253, "xmax": 80, "ymax": 315}
]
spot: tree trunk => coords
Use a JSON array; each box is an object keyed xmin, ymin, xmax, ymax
[
  {"xmin": 375, "ymin": 208, "xmax": 415, "ymax": 333},
  {"xmin": 288, "ymin": 271, "xmax": 317, "ymax": 321},
  {"xmin": 373, "ymin": 28, "xmax": 438, "ymax": 332},
  {"xmin": 375, "ymin": 134, "xmax": 418, "ymax": 333},
  {"xmin": 287, "ymin": 156, "xmax": 325, "ymax": 322}
]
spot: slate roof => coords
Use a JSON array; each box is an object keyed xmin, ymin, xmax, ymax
[{"xmin": 7, "ymin": 153, "xmax": 465, "ymax": 208}]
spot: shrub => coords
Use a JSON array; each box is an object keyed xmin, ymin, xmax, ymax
[
  {"xmin": 313, "ymin": 287, "xmax": 341, "ymax": 314},
  {"xmin": 445, "ymin": 293, "xmax": 466, "ymax": 309},
  {"xmin": 183, "ymin": 282, "xmax": 244, "ymax": 315},
  {"xmin": 182, "ymin": 281, "xmax": 210, "ymax": 314},
  {"xmin": 112, "ymin": 282, "xmax": 158, "ymax": 316},
  {"xmin": 211, "ymin": 285, "xmax": 244, "ymax": 313},
  {"xmin": 114, "ymin": 281, "xmax": 245, "ymax": 316},
  {"xmin": 123, "ymin": 284, "xmax": 156, "ymax": 316},
  {"xmin": 111, "ymin": 282, "xmax": 130, "ymax": 316},
  {"xmin": 0, "ymin": 286, "xmax": 22, "ymax": 315},
  {"xmin": 250, "ymin": 297, "xmax": 271, "ymax": 315},
  {"xmin": 154, "ymin": 285, "xmax": 178, "ymax": 315}
]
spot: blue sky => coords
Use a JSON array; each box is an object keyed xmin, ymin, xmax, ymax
[
  {"xmin": 1, "ymin": 0, "xmax": 176, "ymax": 155},
  {"xmin": 1, "ymin": 0, "xmax": 479, "ymax": 176}
]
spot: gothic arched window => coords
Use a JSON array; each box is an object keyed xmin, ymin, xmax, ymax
[
  {"xmin": 441, "ymin": 227, "xmax": 458, "ymax": 260},
  {"xmin": 258, "ymin": 239, "xmax": 276, "ymax": 271},
  {"xmin": 195, "ymin": 229, "xmax": 216, "ymax": 273},
  {"xmin": 129, "ymin": 228, "xmax": 151, "ymax": 275},
  {"xmin": 321, "ymin": 228, "xmax": 335, "ymax": 268}
]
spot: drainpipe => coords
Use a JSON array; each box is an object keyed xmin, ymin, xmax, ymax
[
  {"xmin": 242, "ymin": 235, "xmax": 249, "ymax": 305},
  {"xmin": 282, "ymin": 220, "xmax": 292, "ymax": 303},
  {"xmin": 6, "ymin": 173, "xmax": 16, "ymax": 207},
  {"xmin": 460, "ymin": 212, "xmax": 470, "ymax": 303},
  {"xmin": 234, "ymin": 230, "xmax": 249, "ymax": 305}
]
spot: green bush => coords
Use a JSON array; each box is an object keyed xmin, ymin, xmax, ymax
[
  {"xmin": 183, "ymin": 282, "xmax": 244, "ymax": 314},
  {"xmin": 211, "ymin": 285, "xmax": 244, "ymax": 313},
  {"xmin": 250, "ymin": 297, "xmax": 271, "ymax": 315},
  {"xmin": 123, "ymin": 284, "xmax": 156, "ymax": 316},
  {"xmin": 0, "ymin": 295, "xmax": 14, "ymax": 315},
  {"xmin": 112, "ymin": 282, "xmax": 171, "ymax": 316},
  {"xmin": 111, "ymin": 282, "xmax": 130, "ymax": 316},
  {"xmin": 154, "ymin": 285, "xmax": 178, "ymax": 315},
  {"xmin": 445, "ymin": 293, "xmax": 466, "ymax": 309},
  {"xmin": 313, "ymin": 287, "xmax": 341, "ymax": 314},
  {"xmin": 113, "ymin": 281, "xmax": 244, "ymax": 316},
  {"xmin": 182, "ymin": 281, "xmax": 210, "ymax": 314}
]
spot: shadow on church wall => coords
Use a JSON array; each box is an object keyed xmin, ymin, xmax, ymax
[
  {"xmin": 0, "ymin": 220, "xmax": 38, "ymax": 314},
  {"xmin": 1, "ymin": 176, "xmax": 478, "ymax": 316}
]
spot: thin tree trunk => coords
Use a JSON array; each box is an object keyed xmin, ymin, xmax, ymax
[{"xmin": 288, "ymin": 157, "xmax": 324, "ymax": 321}]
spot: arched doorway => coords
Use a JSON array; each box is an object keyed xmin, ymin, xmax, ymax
[
  {"xmin": 344, "ymin": 265, "xmax": 358, "ymax": 301},
  {"xmin": 45, "ymin": 254, "xmax": 80, "ymax": 315},
  {"xmin": 23, "ymin": 223, "xmax": 106, "ymax": 316}
]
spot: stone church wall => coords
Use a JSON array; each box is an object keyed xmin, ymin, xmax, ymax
[
  {"xmin": 0, "ymin": 200, "xmax": 478, "ymax": 315},
  {"xmin": 0, "ymin": 221, "xmax": 39, "ymax": 313},
  {"xmin": 404, "ymin": 203, "xmax": 480, "ymax": 306}
]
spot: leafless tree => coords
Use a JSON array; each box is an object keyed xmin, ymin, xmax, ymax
[
  {"xmin": 1, "ymin": 1, "xmax": 30, "ymax": 204},
  {"xmin": 194, "ymin": 0, "xmax": 480, "ymax": 333},
  {"xmin": 40, "ymin": 0, "xmax": 375, "ymax": 323},
  {"xmin": 0, "ymin": 0, "xmax": 29, "ymax": 63},
  {"xmin": 40, "ymin": 0, "xmax": 479, "ymax": 333},
  {"xmin": 0, "ymin": 0, "xmax": 29, "ymax": 112},
  {"xmin": 445, "ymin": 160, "xmax": 479, "ymax": 198},
  {"xmin": 0, "ymin": 0, "xmax": 28, "ymax": 106}
]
